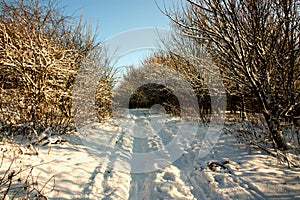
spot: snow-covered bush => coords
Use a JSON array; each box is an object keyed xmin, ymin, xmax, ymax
[{"xmin": 0, "ymin": 0, "xmax": 112, "ymax": 138}]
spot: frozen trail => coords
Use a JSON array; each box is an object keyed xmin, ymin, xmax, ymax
[
  {"xmin": 79, "ymin": 109, "xmax": 257, "ymax": 200},
  {"xmin": 79, "ymin": 118, "xmax": 134, "ymax": 199}
]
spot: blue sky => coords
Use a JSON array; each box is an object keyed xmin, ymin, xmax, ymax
[{"xmin": 61, "ymin": 0, "xmax": 174, "ymax": 68}]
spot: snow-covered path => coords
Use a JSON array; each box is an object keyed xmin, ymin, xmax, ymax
[{"xmin": 1, "ymin": 110, "xmax": 300, "ymax": 199}]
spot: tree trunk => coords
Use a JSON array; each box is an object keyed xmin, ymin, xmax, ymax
[
  {"xmin": 264, "ymin": 112, "xmax": 287, "ymax": 150},
  {"xmin": 241, "ymin": 93, "xmax": 247, "ymax": 121}
]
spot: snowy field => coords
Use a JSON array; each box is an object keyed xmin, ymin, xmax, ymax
[{"xmin": 1, "ymin": 109, "xmax": 300, "ymax": 199}]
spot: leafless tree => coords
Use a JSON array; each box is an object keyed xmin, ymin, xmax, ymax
[{"xmin": 165, "ymin": 0, "xmax": 300, "ymax": 150}]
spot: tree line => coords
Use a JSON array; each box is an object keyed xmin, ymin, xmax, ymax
[{"xmin": 0, "ymin": 0, "xmax": 299, "ymax": 155}]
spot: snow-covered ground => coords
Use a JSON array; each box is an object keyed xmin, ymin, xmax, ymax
[{"xmin": 1, "ymin": 109, "xmax": 300, "ymax": 199}]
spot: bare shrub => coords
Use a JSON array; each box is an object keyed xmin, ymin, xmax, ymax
[
  {"xmin": 0, "ymin": 148, "xmax": 54, "ymax": 199},
  {"xmin": 0, "ymin": 0, "xmax": 112, "ymax": 138}
]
